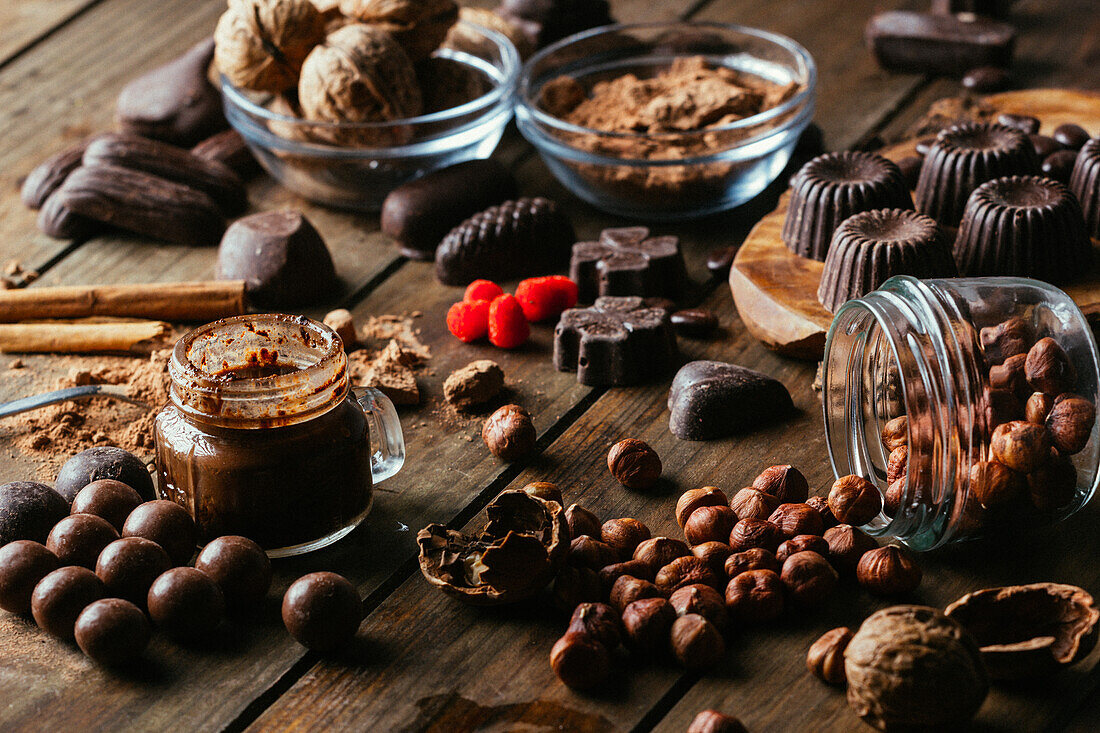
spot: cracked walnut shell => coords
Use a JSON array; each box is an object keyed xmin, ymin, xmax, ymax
[
  {"xmin": 215, "ymin": 0, "xmax": 326, "ymax": 93},
  {"xmin": 339, "ymin": 0, "xmax": 458, "ymax": 61}
]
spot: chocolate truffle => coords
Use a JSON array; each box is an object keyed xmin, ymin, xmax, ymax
[
  {"xmin": 553, "ymin": 297, "xmax": 678, "ymax": 386},
  {"xmin": 54, "ymin": 446, "xmax": 155, "ymax": 503},
  {"xmin": 0, "ymin": 541, "xmax": 60, "ymax": 614},
  {"xmin": 817, "ymin": 209, "xmax": 958, "ymax": 313},
  {"xmin": 1069, "ymin": 138, "xmax": 1100, "ymax": 239},
  {"xmin": 74, "ymin": 598, "xmax": 150, "ymax": 666},
  {"xmin": 122, "ymin": 500, "xmax": 198, "ymax": 566},
  {"xmin": 194, "ymin": 535, "xmax": 272, "ymax": 614},
  {"xmin": 668, "ymin": 361, "xmax": 794, "ymax": 441},
  {"xmin": 71, "ymin": 479, "xmax": 143, "ymax": 532},
  {"xmin": 282, "ymin": 571, "xmax": 362, "ymax": 652},
  {"xmin": 46, "ymin": 514, "xmax": 119, "ymax": 570},
  {"xmin": 31, "ymin": 566, "xmax": 106, "ymax": 639},
  {"xmin": 147, "ymin": 567, "xmax": 225, "ymax": 640},
  {"xmin": 0, "ymin": 482, "xmax": 69, "ymax": 545},
  {"xmin": 915, "ymin": 122, "xmax": 1039, "ymax": 227},
  {"xmin": 954, "ymin": 176, "xmax": 1092, "ymax": 283},
  {"xmin": 782, "ymin": 151, "xmax": 914, "ymax": 261},
  {"xmin": 95, "ymin": 537, "xmax": 172, "ymax": 607}
]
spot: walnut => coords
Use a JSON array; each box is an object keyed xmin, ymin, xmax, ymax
[
  {"xmin": 215, "ymin": 0, "xmax": 326, "ymax": 93},
  {"xmin": 298, "ymin": 24, "xmax": 423, "ymax": 145},
  {"xmin": 339, "ymin": 0, "xmax": 458, "ymax": 61}
]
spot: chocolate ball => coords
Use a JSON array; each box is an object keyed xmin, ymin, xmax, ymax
[
  {"xmin": 95, "ymin": 537, "xmax": 171, "ymax": 607},
  {"xmin": 46, "ymin": 514, "xmax": 119, "ymax": 569},
  {"xmin": 0, "ymin": 481, "xmax": 69, "ymax": 545},
  {"xmin": 31, "ymin": 566, "xmax": 105, "ymax": 639},
  {"xmin": 74, "ymin": 598, "xmax": 150, "ymax": 666},
  {"xmin": 147, "ymin": 567, "xmax": 225, "ymax": 640},
  {"xmin": 122, "ymin": 500, "xmax": 197, "ymax": 566},
  {"xmin": 194, "ymin": 536, "xmax": 272, "ymax": 613},
  {"xmin": 54, "ymin": 446, "xmax": 155, "ymax": 503},
  {"xmin": 282, "ymin": 572, "xmax": 361, "ymax": 652},
  {"xmin": 71, "ymin": 480, "xmax": 143, "ymax": 532},
  {"xmin": 0, "ymin": 540, "xmax": 60, "ymax": 614}
]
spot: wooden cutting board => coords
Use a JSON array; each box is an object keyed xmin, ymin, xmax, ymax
[{"xmin": 728, "ymin": 88, "xmax": 1100, "ymax": 360}]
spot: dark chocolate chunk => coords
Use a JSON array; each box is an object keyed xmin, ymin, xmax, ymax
[
  {"xmin": 1053, "ymin": 123, "xmax": 1091, "ymax": 150},
  {"xmin": 282, "ymin": 571, "xmax": 362, "ymax": 652},
  {"xmin": 670, "ymin": 309, "xmax": 718, "ymax": 338},
  {"xmin": 897, "ymin": 156, "xmax": 923, "ymax": 188},
  {"xmin": 194, "ymin": 535, "xmax": 272, "ymax": 614},
  {"xmin": 381, "ymin": 160, "xmax": 518, "ymax": 260},
  {"xmin": 1041, "ymin": 149, "xmax": 1079, "ymax": 184},
  {"xmin": 191, "ymin": 129, "xmax": 262, "ymax": 180},
  {"xmin": 865, "ymin": 11, "xmax": 1015, "ymax": 75},
  {"xmin": 46, "ymin": 514, "xmax": 119, "ymax": 570},
  {"xmin": 498, "ymin": 0, "xmax": 614, "ymax": 49},
  {"xmin": 553, "ymin": 296, "xmax": 678, "ymax": 386},
  {"xmin": 147, "ymin": 567, "xmax": 225, "ymax": 640},
  {"xmin": 706, "ymin": 246, "xmax": 737, "ymax": 279},
  {"xmin": 116, "ymin": 37, "xmax": 227, "ymax": 146},
  {"xmin": 74, "ymin": 598, "xmax": 150, "ymax": 666},
  {"xmin": 0, "ymin": 541, "xmax": 59, "ymax": 615},
  {"xmin": 962, "ymin": 66, "xmax": 1010, "ymax": 93},
  {"xmin": 95, "ymin": 536, "xmax": 172, "ymax": 607},
  {"xmin": 55, "ymin": 446, "xmax": 155, "ymax": 503},
  {"xmin": 930, "ymin": 0, "xmax": 1012, "ymax": 19},
  {"xmin": 31, "ymin": 566, "xmax": 106, "ymax": 639},
  {"xmin": 71, "ymin": 479, "xmax": 143, "ymax": 533},
  {"xmin": 0, "ymin": 481, "xmax": 69, "ymax": 545},
  {"xmin": 668, "ymin": 361, "xmax": 794, "ymax": 441},
  {"xmin": 435, "ymin": 197, "xmax": 575, "ymax": 286},
  {"xmin": 216, "ymin": 211, "xmax": 338, "ymax": 307},
  {"xmin": 122, "ymin": 500, "xmax": 197, "ymax": 566},
  {"xmin": 997, "ymin": 113, "xmax": 1040, "ymax": 135},
  {"xmin": 21, "ymin": 139, "xmax": 95, "ymax": 209},
  {"xmin": 1029, "ymin": 134, "xmax": 1063, "ymax": 159},
  {"xmin": 570, "ymin": 227, "xmax": 689, "ymax": 302}
]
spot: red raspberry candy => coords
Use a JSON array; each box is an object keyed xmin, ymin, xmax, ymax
[
  {"xmin": 464, "ymin": 279, "xmax": 504, "ymax": 303},
  {"xmin": 515, "ymin": 276, "xmax": 579, "ymax": 322},
  {"xmin": 488, "ymin": 294, "xmax": 530, "ymax": 348},
  {"xmin": 446, "ymin": 300, "xmax": 489, "ymax": 343}
]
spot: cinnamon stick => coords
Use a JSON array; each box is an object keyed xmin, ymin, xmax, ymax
[
  {"xmin": 0, "ymin": 320, "xmax": 172, "ymax": 353},
  {"xmin": 0, "ymin": 281, "xmax": 246, "ymax": 323}
]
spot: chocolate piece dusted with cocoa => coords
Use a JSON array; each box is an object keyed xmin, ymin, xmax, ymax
[
  {"xmin": 570, "ymin": 226, "xmax": 688, "ymax": 302},
  {"xmin": 668, "ymin": 360, "xmax": 793, "ymax": 441},
  {"xmin": 865, "ymin": 11, "xmax": 1016, "ymax": 76},
  {"xmin": 554, "ymin": 297, "xmax": 678, "ymax": 386}
]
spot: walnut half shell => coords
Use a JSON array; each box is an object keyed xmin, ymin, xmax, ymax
[
  {"xmin": 945, "ymin": 582, "xmax": 1099, "ymax": 680},
  {"xmin": 417, "ymin": 490, "xmax": 568, "ymax": 605}
]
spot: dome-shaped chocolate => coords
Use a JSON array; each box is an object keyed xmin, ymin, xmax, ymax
[
  {"xmin": 782, "ymin": 151, "xmax": 914, "ymax": 261},
  {"xmin": 915, "ymin": 122, "xmax": 1039, "ymax": 227},
  {"xmin": 818, "ymin": 209, "xmax": 957, "ymax": 313},
  {"xmin": 1069, "ymin": 138, "xmax": 1100, "ymax": 239},
  {"xmin": 954, "ymin": 175, "xmax": 1092, "ymax": 282}
]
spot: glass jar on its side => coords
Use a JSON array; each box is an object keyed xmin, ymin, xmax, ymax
[{"xmin": 823, "ymin": 276, "xmax": 1100, "ymax": 550}]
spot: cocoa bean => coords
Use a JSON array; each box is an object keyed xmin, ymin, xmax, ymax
[
  {"xmin": 191, "ymin": 129, "xmax": 261, "ymax": 179},
  {"xmin": 37, "ymin": 192, "xmax": 103, "ymax": 241},
  {"xmin": 21, "ymin": 139, "xmax": 97, "ymax": 210}
]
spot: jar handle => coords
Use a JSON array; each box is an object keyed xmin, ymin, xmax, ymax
[{"xmin": 352, "ymin": 387, "xmax": 405, "ymax": 484}]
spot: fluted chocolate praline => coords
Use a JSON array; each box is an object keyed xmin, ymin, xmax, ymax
[
  {"xmin": 953, "ymin": 175, "xmax": 1092, "ymax": 283},
  {"xmin": 1069, "ymin": 138, "xmax": 1100, "ymax": 239},
  {"xmin": 782, "ymin": 152, "xmax": 913, "ymax": 261},
  {"xmin": 817, "ymin": 209, "xmax": 957, "ymax": 313},
  {"xmin": 915, "ymin": 122, "xmax": 1038, "ymax": 227}
]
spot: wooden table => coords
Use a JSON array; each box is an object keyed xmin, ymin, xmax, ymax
[{"xmin": 1, "ymin": 1, "xmax": 1098, "ymax": 730}]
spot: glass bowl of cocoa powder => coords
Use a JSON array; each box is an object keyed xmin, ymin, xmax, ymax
[{"xmin": 516, "ymin": 22, "xmax": 816, "ymax": 220}]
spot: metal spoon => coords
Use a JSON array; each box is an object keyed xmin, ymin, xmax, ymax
[{"xmin": 0, "ymin": 384, "xmax": 147, "ymax": 419}]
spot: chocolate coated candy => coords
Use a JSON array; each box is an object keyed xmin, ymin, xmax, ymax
[
  {"xmin": 46, "ymin": 514, "xmax": 119, "ymax": 569},
  {"xmin": 282, "ymin": 572, "xmax": 362, "ymax": 652},
  {"xmin": 1030, "ymin": 134, "xmax": 1063, "ymax": 159},
  {"xmin": 75, "ymin": 598, "xmax": 150, "ymax": 666},
  {"xmin": 217, "ymin": 211, "xmax": 338, "ymax": 307},
  {"xmin": 31, "ymin": 566, "xmax": 106, "ymax": 639},
  {"xmin": 1042, "ymin": 150, "xmax": 1078, "ymax": 184},
  {"xmin": 194, "ymin": 535, "xmax": 272, "ymax": 613},
  {"xmin": 147, "ymin": 567, "xmax": 225, "ymax": 640},
  {"xmin": 122, "ymin": 500, "xmax": 197, "ymax": 566},
  {"xmin": 0, "ymin": 482, "xmax": 69, "ymax": 545},
  {"xmin": 1053, "ymin": 123, "xmax": 1091, "ymax": 150},
  {"xmin": 116, "ymin": 37, "xmax": 228, "ymax": 146},
  {"xmin": 95, "ymin": 537, "xmax": 172, "ymax": 607},
  {"xmin": 668, "ymin": 360, "xmax": 794, "ymax": 441},
  {"xmin": 71, "ymin": 479, "xmax": 143, "ymax": 532},
  {"xmin": 0, "ymin": 541, "xmax": 59, "ymax": 614},
  {"xmin": 962, "ymin": 66, "xmax": 1010, "ymax": 92},
  {"xmin": 865, "ymin": 11, "xmax": 1015, "ymax": 75},
  {"xmin": 997, "ymin": 113, "xmax": 1040, "ymax": 135},
  {"xmin": 381, "ymin": 159, "xmax": 518, "ymax": 260},
  {"xmin": 570, "ymin": 227, "xmax": 688, "ymax": 302},
  {"xmin": 705, "ymin": 246, "xmax": 736, "ymax": 279},
  {"xmin": 554, "ymin": 297, "xmax": 678, "ymax": 386},
  {"xmin": 55, "ymin": 446, "xmax": 155, "ymax": 503},
  {"xmin": 670, "ymin": 309, "xmax": 718, "ymax": 338}
]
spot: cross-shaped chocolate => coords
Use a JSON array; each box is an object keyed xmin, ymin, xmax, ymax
[{"xmin": 569, "ymin": 226, "xmax": 688, "ymax": 302}]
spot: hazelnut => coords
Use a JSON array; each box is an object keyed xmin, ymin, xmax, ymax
[
  {"xmin": 1046, "ymin": 395, "xmax": 1096, "ymax": 454},
  {"xmin": 1025, "ymin": 337, "xmax": 1076, "ymax": 396},
  {"xmin": 549, "ymin": 631, "xmax": 609, "ymax": 690},
  {"xmin": 780, "ymin": 551, "xmax": 838, "ymax": 607},
  {"xmin": 728, "ymin": 518, "xmax": 782, "ymax": 553},
  {"xmin": 886, "ymin": 446, "xmax": 908, "ymax": 485},
  {"xmin": 564, "ymin": 503, "xmax": 601, "ymax": 539},
  {"xmin": 724, "ymin": 548, "xmax": 779, "ymax": 579},
  {"xmin": 983, "ymin": 386, "xmax": 1024, "ymax": 429},
  {"xmin": 823, "ymin": 524, "xmax": 878, "ymax": 574},
  {"xmin": 669, "ymin": 613, "xmax": 725, "ymax": 669},
  {"xmin": 521, "ymin": 481, "xmax": 562, "ymax": 506},
  {"xmin": 566, "ymin": 602, "xmax": 620, "ymax": 648},
  {"xmin": 655, "ymin": 556, "xmax": 721, "ymax": 594},
  {"xmin": 752, "ymin": 465, "xmax": 809, "ymax": 503},
  {"xmin": 884, "ymin": 478, "xmax": 905, "ymax": 515},
  {"xmin": 675, "ymin": 487, "xmax": 728, "ymax": 528},
  {"xmin": 609, "ymin": 575, "xmax": 663, "ymax": 613},
  {"xmin": 881, "ymin": 415, "xmax": 908, "ymax": 451},
  {"xmin": 633, "ymin": 537, "xmax": 690, "ymax": 574},
  {"xmin": 807, "ymin": 626, "xmax": 852, "ymax": 685},
  {"xmin": 684, "ymin": 505, "xmax": 738, "ymax": 546},
  {"xmin": 601, "ymin": 518, "xmax": 651, "ymax": 559},
  {"xmin": 968, "ymin": 460, "xmax": 1025, "ymax": 510},
  {"xmin": 856, "ymin": 545, "xmax": 922, "ymax": 596},
  {"xmin": 991, "ymin": 420, "xmax": 1052, "ymax": 473},
  {"xmin": 567, "ymin": 536, "xmax": 618, "ymax": 570},
  {"xmin": 776, "ymin": 534, "xmax": 829, "ymax": 563},
  {"xmin": 607, "ymin": 439, "xmax": 661, "ymax": 490},
  {"xmin": 691, "ymin": 541, "xmax": 733, "ymax": 574},
  {"xmin": 980, "ymin": 316, "xmax": 1033, "ymax": 365},
  {"xmin": 990, "ymin": 353, "xmax": 1029, "ymax": 399},
  {"xmin": 1026, "ymin": 392, "xmax": 1055, "ymax": 424},
  {"xmin": 724, "ymin": 569, "xmax": 784, "ymax": 623},
  {"xmin": 621, "ymin": 597, "xmax": 675, "ymax": 656},
  {"xmin": 338, "ymin": 0, "xmax": 458, "ymax": 62},
  {"xmin": 827, "ymin": 475, "xmax": 882, "ymax": 526},
  {"xmin": 806, "ymin": 495, "xmax": 838, "ymax": 529},
  {"xmin": 552, "ymin": 565, "xmax": 601, "ymax": 614},
  {"xmin": 599, "ymin": 559, "xmax": 654, "ymax": 591},
  {"xmin": 767, "ymin": 503, "xmax": 824, "ymax": 539},
  {"xmin": 1027, "ymin": 451, "xmax": 1077, "ymax": 512},
  {"xmin": 214, "ymin": 0, "xmax": 326, "ymax": 93},
  {"xmin": 669, "ymin": 584, "xmax": 728, "ymax": 630},
  {"xmin": 729, "ymin": 488, "xmax": 779, "ymax": 520},
  {"xmin": 687, "ymin": 710, "xmax": 748, "ymax": 733},
  {"xmin": 481, "ymin": 404, "xmax": 537, "ymax": 461}
]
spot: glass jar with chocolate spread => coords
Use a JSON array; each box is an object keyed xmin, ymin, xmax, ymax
[
  {"xmin": 823, "ymin": 276, "xmax": 1100, "ymax": 549},
  {"xmin": 155, "ymin": 314, "xmax": 404, "ymax": 557}
]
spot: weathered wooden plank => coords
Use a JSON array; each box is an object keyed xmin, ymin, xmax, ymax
[{"xmin": 0, "ymin": 0, "xmax": 94, "ymax": 66}]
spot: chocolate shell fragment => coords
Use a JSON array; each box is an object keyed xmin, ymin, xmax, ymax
[
  {"xmin": 668, "ymin": 361, "xmax": 793, "ymax": 441},
  {"xmin": 865, "ymin": 11, "xmax": 1015, "ymax": 76},
  {"xmin": 554, "ymin": 297, "xmax": 678, "ymax": 386},
  {"xmin": 570, "ymin": 227, "xmax": 689, "ymax": 302}
]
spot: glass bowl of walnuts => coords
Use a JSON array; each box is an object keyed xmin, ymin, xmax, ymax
[{"xmin": 217, "ymin": 2, "xmax": 520, "ymax": 212}]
